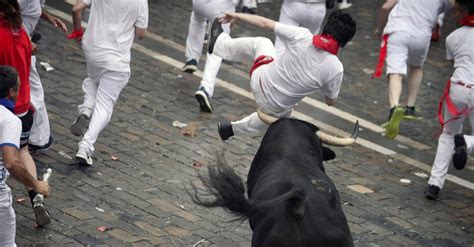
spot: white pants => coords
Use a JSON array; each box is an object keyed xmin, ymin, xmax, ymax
[
  {"xmin": 465, "ymin": 135, "xmax": 474, "ymax": 152},
  {"xmin": 386, "ymin": 31, "xmax": 431, "ymax": 75},
  {"xmin": 185, "ymin": 0, "xmax": 235, "ymax": 97},
  {"xmin": 242, "ymin": 0, "xmax": 257, "ymax": 8},
  {"xmin": 429, "ymin": 83, "xmax": 474, "ymax": 188},
  {"xmin": 275, "ymin": 1, "xmax": 326, "ymax": 57},
  {"xmin": 214, "ymin": 33, "xmax": 292, "ymax": 134},
  {"xmin": 29, "ymin": 56, "xmax": 51, "ymax": 146},
  {"xmin": 78, "ymin": 63, "xmax": 130, "ymax": 153},
  {"xmin": 0, "ymin": 188, "xmax": 16, "ymax": 247}
]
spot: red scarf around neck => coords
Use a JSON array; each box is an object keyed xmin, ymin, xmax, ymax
[
  {"xmin": 312, "ymin": 34, "xmax": 340, "ymax": 55},
  {"xmin": 460, "ymin": 15, "xmax": 474, "ymax": 27}
]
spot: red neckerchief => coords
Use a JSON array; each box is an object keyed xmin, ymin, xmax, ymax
[
  {"xmin": 460, "ymin": 15, "xmax": 474, "ymax": 27},
  {"xmin": 312, "ymin": 34, "xmax": 340, "ymax": 55}
]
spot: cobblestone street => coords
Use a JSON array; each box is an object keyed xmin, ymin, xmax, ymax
[{"xmin": 8, "ymin": 0, "xmax": 474, "ymax": 246}]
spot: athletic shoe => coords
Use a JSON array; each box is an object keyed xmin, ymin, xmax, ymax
[
  {"xmin": 29, "ymin": 136, "xmax": 54, "ymax": 153},
  {"xmin": 425, "ymin": 184, "xmax": 440, "ymax": 200},
  {"xmin": 453, "ymin": 134, "xmax": 467, "ymax": 170},
  {"xmin": 337, "ymin": 0, "xmax": 352, "ymax": 9},
  {"xmin": 71, "ymin": 114, "xmax": 90, "ymax": 137},
  {"xmin": 218, "ymin": 121, "xmax": 234, "ymax": 141},
  {"xmin": 241, "ymin": 6, "xmax": 257, "ymax": 14},
  {"xmin": 32, "ymin": 194, "xmax": 51, "ymax": 226},
  {"xmin": 403, "ymin": 106, "xmax": 423, "ymax": 120},
  {"xmin": 76, "ymin": 146, "xmax": 93, "ymax": 166},
  {"xmin": 195, "ymin": 87, "xmax": 213, "ymax": 113},
  {"xmin": 208, "ymin": 18, "xmax": 224, "ymax": 54},
  {"xmin": 383, "ymin": 106, "xmax": 405, "ymax": 140},
  {"xmin": 182, "ymin": 59, "xmax": 197, "ymax": 74}
]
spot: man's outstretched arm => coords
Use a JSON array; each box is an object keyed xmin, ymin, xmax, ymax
[{"xmin": 221, "ymin": 13, "xmax": 276, "ymax": 32}]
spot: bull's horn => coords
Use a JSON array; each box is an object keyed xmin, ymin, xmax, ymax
[{"xmin": 316, "ymin": 120, "xmax": 359, "ymax": 147}]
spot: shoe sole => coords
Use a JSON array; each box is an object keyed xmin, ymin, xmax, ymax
[
  {"xmin": 425, "ymin": 193, "xmax": 438, "ymax": 200},
  {"xmin": 195, "ymin": 91, "xmax": 213, "ymax": 113},
  {"xmin": 208, "ymin": 18, "xmax": 223, "ymax": 54},
  {"xmin": 28, "ymin": 137, "xmax": 54, "ymax": 153},
  {"xmin": 384, "ymin": 108, "xmax": 405, "ymax": 140},
  {"xmin": 453, "ymin": 135, "xmax": 467, "ymax": 170},
  {"xmin": 33, "ymin": 204, "xmax": 51, "ymax": 226},
  {"xmin": 71, "ymin": 118, "xmax": 89, "ymax": 137},
  {"xmin": 403, "ymin": 115, "xmax": 423, "ymax": 121},
  {"xmin": 76, "ymin": 154, "xmax": 93, "ymax": 166},
  {"xmin": 182, "ymin": 64, "xmax": 197, "ymax": 74}
]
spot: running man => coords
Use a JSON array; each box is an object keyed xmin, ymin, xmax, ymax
[{"xmin": 206, "ymin": 11, "xmax": 356, "ymax": 140}]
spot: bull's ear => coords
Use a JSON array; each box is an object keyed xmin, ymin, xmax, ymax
[{"xmin": 322, "ymin": 145, "xmax": 336, "ymax": 161}]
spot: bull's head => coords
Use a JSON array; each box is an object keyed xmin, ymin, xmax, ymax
[{"xmin": 257, "ymin": 109, "xmax": 359, "ymax": 147}]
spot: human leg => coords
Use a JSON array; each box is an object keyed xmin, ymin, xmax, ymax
[
  {"xmin": 213, "ymin": 33, "xmax": 276, "ymax": 62},
  {"xmin": 184, "ymin": 10, "xmax": 207, "ymax": 73},
  {"xmin": 0, "ymin": 189, "xmax": 16, "ymax": 247}
]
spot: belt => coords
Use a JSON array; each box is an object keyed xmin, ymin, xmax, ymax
[{"xmin": 455, "ymin": 81, "xmax": 474, "ymax": 89}]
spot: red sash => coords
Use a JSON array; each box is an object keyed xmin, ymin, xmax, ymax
[
  {"xmin": 312, "ymin": 34, "xmax": 340, "ymax": 55},
  {"xmin": 249, "ymin": 55, "xmax": 274, "ymax": 78},
  {"xmin": 437, "ymin": 80, "xmax": 472, "ymax": 127},
  {"xmin": 460, "ymin": 15, "xmax": 474, "ymax": 27},
  {"xmin": 372, "ymin": 34, "xmax": 389, "ymax": 79}
]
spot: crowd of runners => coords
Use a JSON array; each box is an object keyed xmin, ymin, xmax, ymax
[{"xmin": 0, "ymin": 0, "xmax": 473, "ymax": 245}]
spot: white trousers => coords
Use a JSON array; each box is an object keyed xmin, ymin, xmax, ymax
[
  {"xmin": 0, "ymin": 188, "xmax": 16, "ymax": 247},
  {"xmin": 429, "ymin": 83, "xmax": 474, "ymax": 188},
  {"xmin": 185, "ymin": 0, "xmax": 235, "ymax": 97},
  {"xmin": 242, "ymin": 0, "xmax": 257, "ymax": 8},
  {"xmin": 214, "ymin": 33, "xmax": 292, "ymax": 134},
  {"xmin": 465, "ymin": 135, "xmax": 474, "ymax": 153},
  {"xmin": 275, "ymin": 1, "xmax": 326, "ymax": 58},
  {"xmin": 29, "ymin": 56, "xmax": 51, "ymax": 146},
  {"xmin": 78, "ymin": 63, "xmax": 130, "ymax": 153}
]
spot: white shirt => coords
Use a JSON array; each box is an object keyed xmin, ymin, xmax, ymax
[
  {"xmin": 446, "ymin": 26, "xmax": 474, "ymax": 84},
  {"xmin": 384, "ymin": 0, "xmax": 450, "ymax": 37},
  {"xmin": 82, "ymin": 0, "xmax": 149, "ymax": 72},
  {"xmin": 0, "ymin": 106, "xmax": 22, "ymax": 190},
  {"xmin": 18, "ymin": 0, "xmax": 44, "ymax": 36},
  {"xmin": 261, "ymin": 23, "xmax": 343, "ymax": 110}
]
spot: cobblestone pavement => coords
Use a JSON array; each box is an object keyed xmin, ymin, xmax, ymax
[{"xmin": 8, "ymin": 0, "xmax": 474, "ymax": 246}]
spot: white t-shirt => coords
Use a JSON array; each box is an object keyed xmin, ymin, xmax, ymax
[
  {"xmin": 0, "ymin": 106, "xmax": 22, "ymax": 190},
  {"xmin": 384, "ymin": 0, "xmax": 450, "ymax": 37},
  {"xmin": 18, "ymin": 0, "xmax": 44, "ymax": 36},
  {"xmin": 446, "ymin": 26, "xmax": 474, "ymax": 84},
  {"xmin": 261, "ymin": 22, "xmax": 343, "ymax": 110},
  {"xmin": 82, "ymin": 0, "xmax": 149, "ymax": 72}
]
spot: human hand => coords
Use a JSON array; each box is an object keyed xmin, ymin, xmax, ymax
[
  {"xmin": 35, "ymin": 181, "xmax": 50, "ymax": 197},
  {"xmin": 52, "ymin": 18, "xmax": 68, "ymax": 32},
  {"xmin": 219, "ymin": 13, "xmax": 238, "ymax": 25},
  {"xmin": 31, "ymin": 42, "xmax": 39, "ymax": 55}
]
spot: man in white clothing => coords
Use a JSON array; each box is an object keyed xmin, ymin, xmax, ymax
[
  {"xmin": 70, "ymin": 0, "xmax": 148, "ymax": 165},
  {"xmin": 183, "ymin": 0, "xmax": 237, "ymax": 113},
  {"xmin": 206, "ymin": 11, "xmax": 356, "ymax": 140},
  {"xmin": 426, "ymin": 0, "xmax": 474, "ymax": 200}
]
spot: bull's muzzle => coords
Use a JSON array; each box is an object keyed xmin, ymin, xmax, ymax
[{"xmin": 257, "ymin": 109, "xmax": 359, "ymax": 147}]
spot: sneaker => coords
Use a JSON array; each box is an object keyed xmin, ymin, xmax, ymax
[
  {"xmin": 383, "ymin": 106, "xmax": 405, "ymax": 140},
  {"xmin": 453, "ymin": 134, "xmax": 467, "ymax": 170},
  {"xmin": 337, "ymin": 0, "xmax": 352, "ymax": 9},
  {"xmin": 404, "ymin": 106, "xmax": 423, "ymax": 120},
  {"xmin": 32, "ymin": 194, "xmax": 51, "ymax": 226},
  {"xmin": 71, "ymin": 114, "xmax": 90, "ymax": 137},
  {"xmin": 217, "ymin": 121, "xmax": 234, "ymax": 141},
  {"xmin": 425, "ymin": 184, "xmax": 440, "ymax": 200},
  {"xmin": 208, "ymin": 18, "xmax": 224, "ymax": 54},
  {"xmin": 182, "ymin": 59, "xmax": 197, "ymax": 74},
  {"xmin": 195, "ymin": 87, "xmax": 213, "ymax": 113},
  {"xmin": 29, "ymin": 136, "xmax": 54, "ymax": 153},
  {"xmin": 241, "ymin": 6, "xmax": 257, "ymax": 14},
  {"xmin": 76, "ymin": 146, "xmax": 93, "ymax": 166}
]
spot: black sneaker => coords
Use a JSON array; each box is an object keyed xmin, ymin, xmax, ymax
[
  {"xmin": 453, "ymin": 134, "xmax": 467, "ymax": 170},
  {"xmin": 182, "ymin": 59, "xmax": 197, "ymax": 73},
  {"xmin": 404, "ymin": 106, "xmax": 422, "ymax": 120},
  {"xmin": 29, "ymin": 136, "xmax": 54, "ymax": 153},
  {"xmin": 71, "ymin": 114, "xmax": 90, "ymax": 137},
  {"xmin": 425, "ymin": 184, "xmax": 440, "ymax": 200},
  {"xmin": 208, "ymin": 18, "xmax": 224, "ymax": 54},
  {"xmin": 241, "ymin": 6, "xmax": 257, "ymax": 14},
  {"xmin": 195, "ymin": 87, "xmax": 213, "ymax": 113},
  {"xmin": 218, "ymin": 121, "xmax": 234, "ymax": 141}
]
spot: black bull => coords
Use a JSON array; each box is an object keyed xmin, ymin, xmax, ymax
[{"xmin": 192, "ymin": 118, "xmax": 354, "ymax": 247}]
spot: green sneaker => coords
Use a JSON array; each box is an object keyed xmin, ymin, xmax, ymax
[
  {"xmin": 384, "ymin": 106, "xmax": 405, "ymax": 139},
  {"xmin": 403, "ymin": 106, "xmax": 423, "ymax": 120}
]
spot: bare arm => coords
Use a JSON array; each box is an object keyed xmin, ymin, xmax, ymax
[
  {"xmin": 220, "ymin": 13, "xmax": 276, "ymax": 32},
  {"xmin": 42, "ymin": 9, "xmax": 68, "ymax": 32},
  {"xmin": 2, "ymin": 146, "xmax": 49, "ymax": 196},
  {"xmin": 72, "ymin": 0, "xmax": 87, "ymax": 36},
  {"xmin": 374, "ymin": 0, "xmax": 398, "ymax": 37}
]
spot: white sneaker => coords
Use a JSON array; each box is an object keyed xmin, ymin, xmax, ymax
[
  {"xmin": 32, "ymin": 194, "xmax": 51, "ymax": 226},
  {"xmin": 337, "ymin": 0, "xmax": 352, "ymax": 9},
  {"xmin": 76, "ymin": 146, "xmax": 93, "ymax": 166}
]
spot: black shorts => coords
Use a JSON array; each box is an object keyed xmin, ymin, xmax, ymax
[{"xmin": 17, "ymin": 109, "xmax": 34, "ymax": 148}]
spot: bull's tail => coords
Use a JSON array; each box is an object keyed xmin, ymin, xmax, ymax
[{"xmin": 191, "ymin": 154, "xmax": 306, "ymax": 220}]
